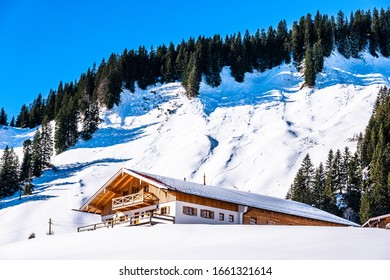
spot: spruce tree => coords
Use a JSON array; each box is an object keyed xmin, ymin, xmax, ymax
[
  {"xmin": 54, "ymin": 108, "xmax": 67, "ymax": 154},
  {"xmin": 288, "ymin": 154, "xmax": 315, "ymax": 205},
  {"xmin": 0, "ymin": 107, "xmax": 8, "ymax": 125},
  {"xmin": 10, "ymin": 116, "xmax": 15, "ymax": 127},
  {"xmin": 19, "ymin": 139, "xmax": 32, "ymax": 183},
  {"xmin": 81, "ymin": 100, "xmax": 100, "ymax": 141},
  {"xmin": 41, "ymin": 118, "xmax": 53, "ymax": 168},
  {"xmin": 31, "ymin": 129, "xmax": 43, "ymax": 177},
  {"xmin": 0, "ymin": 146, "xmax": 20, "ymax": 198},
  {"xmin": 359, "ymin": 187, "xmax": 371, "ymax": 224},
  {"xmin": 184, "ymin": 52, "xmax": 202, "ymax": 98},
  {"xmin": 312, "ymin": 162, "xmax": 326, "ymax": 209},
  {"xmin": 304, "ymin": 46, "xmax": 316, "ymax": 87}
]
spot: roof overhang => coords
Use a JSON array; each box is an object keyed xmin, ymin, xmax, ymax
[{"xmin": 79, "ymin": 168, "xmax": 169, "ymax": 214}]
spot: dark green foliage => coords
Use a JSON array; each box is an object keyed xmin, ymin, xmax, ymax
[
  {"xmin": 304, "ymin": 46, "xmax": 316, "ymax": 87},
  {"xmin": 16, "ymin": 105, "xmax": 30, "ymax": 128},
  {"xmin": 31, "ymin": 129, "xmax": 43, "ymax": 177},
  {"xmin": 312, "ymin": 162, "xmax": 326, "ymax": 209},
  {"xmin": 183, "ymin": 52, "xmax": 202, "ymax": 98},
  {"xmin": 81, "ymin": 100, "xmax": 100, "ymax": 141},
  {"xmin": 19, "ymin": 139, "xmax": 32, "ymax": 183},
  {"xmin": 0, "ymin": 146, "xmax": 20, "ymax": 198},
  {"xmin": 287, "ymin": 154, "xmax": 315, "ymax": 205},
  {"xmin": 10, "ymin": 116, "xmax": 15, "ymax": 127},
  {"xmin": 0, "ymin": 107, "xmax": 8, "ymax": 125}
]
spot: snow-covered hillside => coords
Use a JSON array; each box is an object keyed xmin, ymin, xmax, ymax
[{"xmin": 0, "ymin": 52, "xmax": 389, "ymax": 251}]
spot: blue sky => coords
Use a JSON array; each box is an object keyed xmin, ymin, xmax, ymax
[{"xmin": 0, "ymin": 0, "xmax": 388, "ymax": 119}]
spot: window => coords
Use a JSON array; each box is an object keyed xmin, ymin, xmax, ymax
[
  {"xmin": 250, "ymin": 217, "xmax": 257, "ymax": 225},
  {"xmin": 119, "ymin": 215, "xmax": 128, "ymax": 222},
  {"xmin": 132, "ymin": 187, "xmax": 140, "ymax": 194},
  {"xmin": 229, "ymin": 215, "xmax": 234, "ymax": 223},
  {"xmin": 200, "ymin": 209, "xmax": 214, "ymax": 219},
  {"xmin": 160, "ymin": 206, "xmax": 170, "ymax": 215},
  {"xmin": 183, "ymin": 206, "xmax": 197, "ymax": 216},
  {"xmin": 123, "ymin": 190, "xmax": 129, "ymax": 196},
  {"xmin": 144, "ymin": 185, "xmax": 149, "ymax": 193},
  {"xmin": 219, "ymin": 213, "xmax": 225, "ymax": 221}
]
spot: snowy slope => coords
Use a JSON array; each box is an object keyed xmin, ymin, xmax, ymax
[
  {"xmin": 1, "ymin": 225, "xmax": 389, "ymax": 260},
  {"xmin": 0, "ymin": 52, "xmax": 389, "ymax": 250}
]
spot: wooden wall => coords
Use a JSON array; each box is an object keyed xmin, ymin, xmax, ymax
[
  {"xmin": 176, "ymin": 192, "xmax": 238, "ymax": 212},
  {"xmin": 147, "ymin": 184, "xmax": 177, "ymax": 204},
  {"xmin": 243, "ymin": 208, "xmax": 346, "ymax": 227}
]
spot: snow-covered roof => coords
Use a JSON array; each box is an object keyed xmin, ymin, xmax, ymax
[
  {"xmin": 128, "ymin": 169, "xmax": 358, "ymax": 227},
  {"xmin": 362, "ymin": 213, "xmax": 390, "ymax": 227}
]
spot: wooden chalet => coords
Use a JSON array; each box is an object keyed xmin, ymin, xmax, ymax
[
  {"xmin": 362, "ymin": 213, "xmax": 390, "ymax": 229},
  {"xmin": 79, "ymin": 168, "xmax": 358, "ymax": 229}
]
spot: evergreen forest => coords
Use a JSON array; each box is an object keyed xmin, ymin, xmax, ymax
[{"xmin": 287, "ymin": 86, "xmax": 390, "ymax": 224}]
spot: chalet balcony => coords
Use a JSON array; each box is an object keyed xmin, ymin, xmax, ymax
[{"xmin": 112, "ymin": 189, "xmax": 159, "ymax": 211}]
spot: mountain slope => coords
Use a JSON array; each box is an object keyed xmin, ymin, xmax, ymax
[{"xmin": 0, "ymin": 51, "xmax": 389, "ymax": 247}]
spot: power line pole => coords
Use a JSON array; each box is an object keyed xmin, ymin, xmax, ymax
[{"xmin": 48, "ymin": 218, "xmax": 53, "ymax": 235}]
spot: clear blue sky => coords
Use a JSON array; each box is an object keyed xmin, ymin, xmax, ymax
[{"xmin": 0, "ymin": 0, "xmax": 388, "ymax": 119}]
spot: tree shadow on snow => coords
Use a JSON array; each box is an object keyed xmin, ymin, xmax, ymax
[
  {"xmin": 73, "ymin": 123, "xmax": 156, "ymax": 149},
  {"xmin": 0, "ymin": 194, "xmax": 57, "ymax": 210},
  {"xmin": 33, "ymin": 158, "xmax": 132, "ymax": 186}
]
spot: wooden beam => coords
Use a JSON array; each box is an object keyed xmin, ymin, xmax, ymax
[
  {"xmin": 105, "ymin": 188, "xmax": 122, "ymax": 195},
  {"xmin": 113, "ymin": 173, "xmax": 133, "ymax": 189},
  {"xmin": 87, "ymin": 203, "xmax": 103, "ymax": 212}
]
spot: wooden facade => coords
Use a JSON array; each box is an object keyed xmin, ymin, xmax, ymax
[
  {"xmin": 243, "ymin": 208, "xmax": 344, "ymax": 227},
  {"xmin": 80, "ymin": 168, "xmax": 356, "ymax": 227}
]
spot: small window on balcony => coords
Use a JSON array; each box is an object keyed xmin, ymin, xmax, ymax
[
  {"xmin": 123, "ymin": 190, "xmax": 129, "ymax": 196},
  {"xmin": 132, "ymin": 187, "xmax": 140, "ymax": 194},
  {"xmin": 144, "ymin": 185, "xmax": 149, "ymax": 193}
]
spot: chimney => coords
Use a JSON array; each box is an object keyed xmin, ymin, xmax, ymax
[
  {"xmin": 203, "ymin": 173, "xmax": 206, "ymax": 185},
  {"xmin": 184, "ymin": 177, "xmax": 186, "ymax": 181}
]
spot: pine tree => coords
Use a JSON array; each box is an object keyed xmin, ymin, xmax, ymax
[
  {"xmin": 41, "ymin": 118, "xmax": 53, "ymax": 168},
  {"xmin": 16, "ymin": 105, "xmax": 30, "ymax": 128},
  {"xmin": 288, "ymin": 154, "xmax": 315, "ymax": 205},
  {"xmin": 0, "ymin": 146, "xmax": 20, "ymax": 198},
  {"xmin": 184, "ymin": 51, "xmax": 202, "ymax": 98},
  {"xmin": 10, "ymin": 116, "xmax": 15, "ymax": 127},
  {"xmin": 312, "ymin": 162, "xmax": 326, "ymax": 209},
  {"xmin": 332, "ymin": 149, "xmax": 344, "ymax": 194},
  {"xmin": 31, "ymin": 129, "xmax": 43, "ymax": 177},
  {"xmin": 54, "ymin": 108, "xmax": 67, "ymax": 154},
  {"xmin": 359, "ymin": 187, "xmax": 371, "ymax": 224},
  {"xmin": 304, "ymin": 46, "xmax": 316, "ymax": 87},
  {"xmin": 81, "ymin": 100, "xmax": 100, "ymax": 141},
  {"xmin": 313, "ymin": 39, "xmax": 324, "ymax": 73},
  {"xmin": 0, "ymin": 107, "xmax": 8, "ymax": 125},
  {"xmin": 291, "ymin": 18, "xmax": 305, "ymax": 65},
  {"xmin": 323, "ymin": 149, "xmax": 339, "ymax": 214},
  {"xmin": 19, "ymin": 139, "xmax": 32, "ymax": 183}
]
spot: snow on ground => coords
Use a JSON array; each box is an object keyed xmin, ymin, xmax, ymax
[
  {"xmin": 0, "ymin": 224, "xmax": 389, "ymax": 260},
  {"xmin": 0, "ymin": 52, "xmax": 389, "ymax": 250}
]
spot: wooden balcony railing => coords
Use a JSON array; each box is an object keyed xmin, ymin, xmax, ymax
[{"xmin": 112, "ymin": 189, "xmax": 158, "ymax": 210}]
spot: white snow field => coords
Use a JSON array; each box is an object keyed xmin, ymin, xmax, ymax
[
  {"xmin": 0, "ymin": 52, "xmax": 390, "ymax": 259},
  {"xmin": 0, "ymin": 224, "xmax": 389, "ymax": 260}
]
